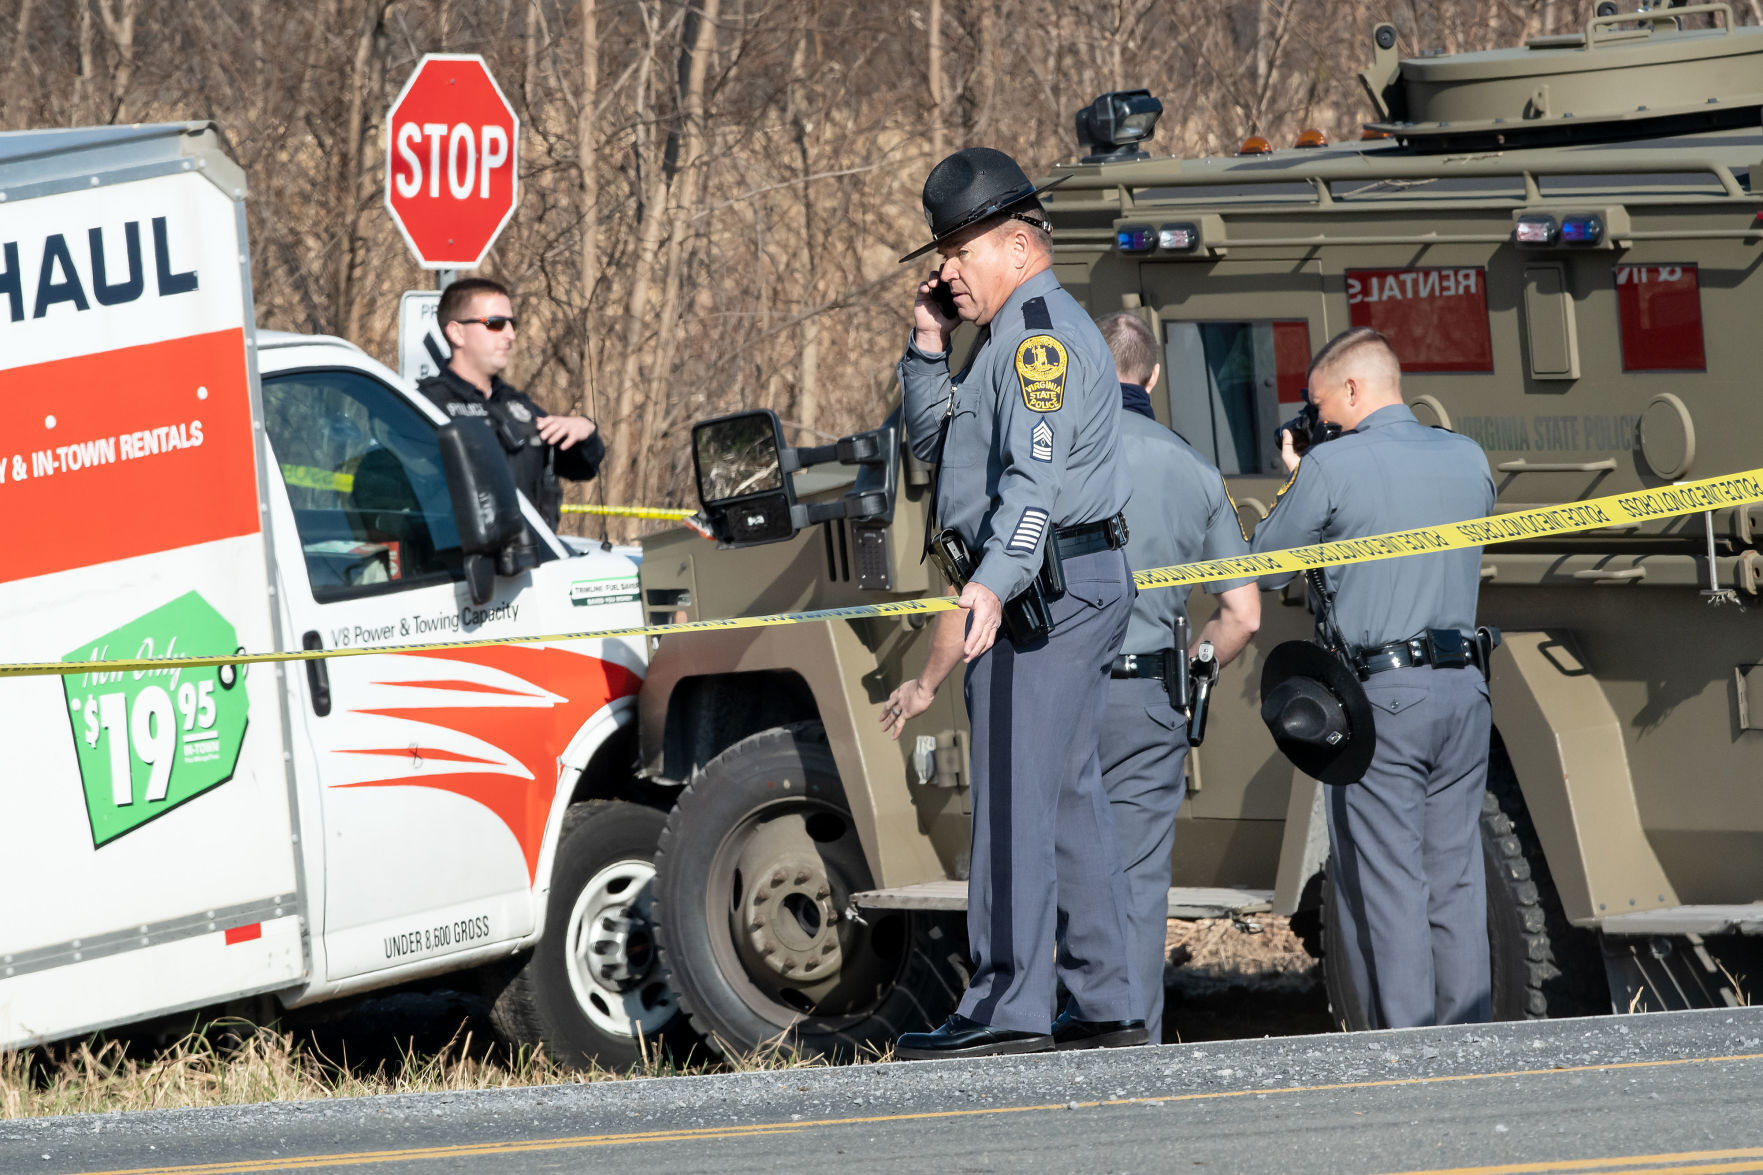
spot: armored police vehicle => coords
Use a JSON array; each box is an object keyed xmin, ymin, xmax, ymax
[{"xmin": 625, "ymin": 1, "xmax": 1763, "ymax": 1054}]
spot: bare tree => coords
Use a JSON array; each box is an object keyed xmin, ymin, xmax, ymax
[{"xmin": 0, "ymin": 0, "xmax": 1725, "ymax": 533}]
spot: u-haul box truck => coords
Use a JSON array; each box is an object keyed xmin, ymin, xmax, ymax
[{"xmin": 0, "ymin": 124, "xmax": 675, "ymax": 1068}]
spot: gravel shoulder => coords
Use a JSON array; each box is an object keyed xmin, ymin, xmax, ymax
[{"xmin": 7, "ymin": 1006, "xmax": 1763, "ymax": 1174}]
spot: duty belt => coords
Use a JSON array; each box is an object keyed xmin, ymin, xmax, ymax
[
  {"xmin": 1054, "ymin": 513, "xmax": 1129, "ymax": 560},
  {"xmin": 1110, "ymin": 650, "xmax": 1171, "ymax": 680},
  {"xmin": 1355, "ymin": 628, "xmax": 1475, "ymax": 677}
]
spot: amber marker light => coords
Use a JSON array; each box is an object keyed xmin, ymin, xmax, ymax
[
  {"xmin": 1237, "ymin": 135, "xmax": 1273, "ymax": 155},
  {"xmin": 1294, "ymin": 129, "xmax": 1329, "ymax": 148}
]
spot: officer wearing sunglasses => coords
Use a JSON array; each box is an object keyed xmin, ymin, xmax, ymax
[{"xmin": 417, "ymin": 278, "xmax": 604, "ymax": 529}]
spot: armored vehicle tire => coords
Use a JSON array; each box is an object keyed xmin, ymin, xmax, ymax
[
  {"xmin": 484, "ymin": 800, "xmax": 696, "ymax": 1070},
  {"xmin": 652, "ymin": 722, "xmax": 965, "ymax": 1060},
  {"xmin": 1321, "ymin": 745, "xmax": 1603, "ymax": 1030}
]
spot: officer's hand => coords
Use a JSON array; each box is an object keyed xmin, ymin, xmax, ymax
[
  {"xmin": 913, "ymin": 273, "xmax": 956, "ymax": 352},
  {"xmin": 880, "ymin": 678, "xmax": 936, "ymax": 741},
  {"xmin": 538, "ymin": 414, "xmax": 597, "ymax": 450},
  {"xmin": 958, "ymin": 581, "xmax": 1002, "ymax": 662},
  {"xmin": 1278, "ymin": 428, "xmax": 1301, "ymax": 475}
]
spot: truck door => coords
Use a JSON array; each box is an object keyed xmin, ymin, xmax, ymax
[
  {"xmin": 1139, "ymin": 261, "xmax": 1328, "ymax": 882},
  {"xmin": 259, "ymin": 366, "xmax": 567, "ymax": 983}
]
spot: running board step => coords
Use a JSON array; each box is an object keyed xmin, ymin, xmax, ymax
[
  {"xmin": 1597, "ymin": 904, "xmax": 1763, "ymax": 936},
  {"xmin": 851, "ymin": 881, "xmax": 1273, "ymax": 919}
]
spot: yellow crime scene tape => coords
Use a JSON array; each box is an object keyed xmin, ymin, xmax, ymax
[
  {"xmin": 5, "ymin": 466, "xmax": 1760, "ymax": 681},
  {"xmin": 281, "ymin": 464, "xmax": 693, "ymax": 522},
  {"xmin": 562, "ymin": 504, "xmax": 699, "ymax": 520}
]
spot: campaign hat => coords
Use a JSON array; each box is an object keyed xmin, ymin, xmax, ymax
[
  {"xmin": 1259, "ymin": 641, "xmax": 1377, "ymax": 786},
  {"xmin": 899, "ymin": 147, "xmax": 1067, "ymax": 263}
]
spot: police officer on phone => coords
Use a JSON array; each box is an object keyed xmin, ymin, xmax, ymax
[
  {"xmin": 892, "ymin": 147, "xmax": 1144, "ymax": 1059},
  {"xmin": 1250, "ymin": 326, "xmax": 1497, "ymax": 1030},
  {"xmin": 1071, "ymin": 312, "xmax": 1261, "ymax": 1045},
  {"xmin": 418, "ymin": 278, "xmax": 604, "ymax": 530}
]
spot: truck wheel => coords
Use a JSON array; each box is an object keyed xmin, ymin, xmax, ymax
[
  {"xmin": 484, "ymin": 800, "xmax": 695, "ymax": 1069},
  {"xmin": 1321, "ymin": 742, "xmax": 1604, "ymax": 1029},
  {"xmin": 652, "ymin": 722, "xmax": 965, "ymax": 1060}
]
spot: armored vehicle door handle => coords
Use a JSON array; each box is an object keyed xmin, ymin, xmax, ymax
[
  {"xmin": 1572, "ymin": 567, "xmax": 1646, "ymax": 583},
  {"xmin": 1496, "ymin": 459, "xmax": 1618, "ymax": 473},
  {"xmin": 302, "ymin": 631, "xmax": 332, "ymax": 717}
]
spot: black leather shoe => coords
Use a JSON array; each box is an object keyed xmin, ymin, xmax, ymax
[
  {"xmin": 895, "ymin": 1014, "xmax": 1054, "ymax": 1060},
  {"xmin": 1051, "ymin": 1007, "xmax": 1149, "ymax": 1050}
]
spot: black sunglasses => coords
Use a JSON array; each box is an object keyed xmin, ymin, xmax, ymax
[{"xmin": 457, "ymin": 315, "xmax": 518, "ymax": 332}]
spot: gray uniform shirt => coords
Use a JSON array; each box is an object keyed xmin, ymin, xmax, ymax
[
  {"xmin": 900, "ymin": 269, "xmax": 1129, "ymax": 603},
  {"xmin": 1249, "ymin": 403, "xmax": 1496, "ymax": 652},
  {"xmin": 1117, "ymin": 403, "xmax": 1253, "ymax": 654}
]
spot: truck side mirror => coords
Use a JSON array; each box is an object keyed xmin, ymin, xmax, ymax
[
  {"xmin": 693, "ymin": 408, "xmax": 897, "ymax": 549},
  {"xmin": 437, "ymin": 419, "xmax": 525, "ymax": 604},
  {"xmin": 693, "ymin": 409, "xmax": 798, "ymax": 546}
]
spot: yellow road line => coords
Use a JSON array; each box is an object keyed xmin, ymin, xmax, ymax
[
  {"xmin": 63, "ymin": 1049, "xmax": 1763, "ymax": 1175},
  {"xmin": 1379, "ymin": 1153, "xmax": 1763, "ymax": 1175}
]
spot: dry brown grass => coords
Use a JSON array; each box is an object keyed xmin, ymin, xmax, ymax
[
  {"xmin": 1, "ymin": 921, "xmax": 1303, "ymax": 1119},
  {"xmin": 0, "ymin": 1019, "xmax": 840, "ymax": 1121},
  {"xmin": 1165, "ymin": 915, "xmax": 1319, "ymax": 991}
]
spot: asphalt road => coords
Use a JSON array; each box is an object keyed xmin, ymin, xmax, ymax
[{"xmin": 7, "ymin": 1007, "xmax": 1763, "ymax": 1175}]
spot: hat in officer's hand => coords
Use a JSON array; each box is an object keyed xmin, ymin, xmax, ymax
[
  {"xmin": 1259, "ymin": 641, "xmax": 1377, "ymax": 786},
  {"xmin": 899, "ymin": 147, "xmax": 1069, "ymax": 263}
]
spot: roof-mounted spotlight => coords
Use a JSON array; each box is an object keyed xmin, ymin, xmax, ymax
[{"xmin": 1075, "ymin": 90, "xmax": 1164, "ymax": 164}]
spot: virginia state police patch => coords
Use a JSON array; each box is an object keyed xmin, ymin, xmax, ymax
[{"xmin": 1015, "ymin": 335, "xmax": 1068, "ymax": 412}]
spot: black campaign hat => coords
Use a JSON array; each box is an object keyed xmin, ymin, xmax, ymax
[
  {"xmin": 1259, "ymin": 641, "xmax": 1377, "ymax": 786},
  {"xmin": 898, "ymin": 147, "xmax": 1068, "ymax": 263}
]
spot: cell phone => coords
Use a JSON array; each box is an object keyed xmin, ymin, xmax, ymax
[{"xmin": 930, "ymin": 281, "xmax": 959, "ymax": 320}]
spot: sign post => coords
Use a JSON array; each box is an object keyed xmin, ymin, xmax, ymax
[
  {"xmin": 384, "ymin": 54, "xmax": 520, "ymax": 271},
  {"xmin": 397, "ymin": 290, "xmax": 448, "ymax": 384}
]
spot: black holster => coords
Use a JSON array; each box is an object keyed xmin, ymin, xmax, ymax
[
  {"xmin": 927, "ymin": 528, "xmax": 1059, "ymax": 646},
  {"xmin": 1169, "ymin": 615, "xmax": 1192, "ymax": 712},
  {"xmin": 1472, "ymin": 625, "xmax": 1502, "ymax": 681}
]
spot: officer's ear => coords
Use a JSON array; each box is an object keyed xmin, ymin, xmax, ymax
[
  {"xmin": 1145, "ymin": 362, "xmax": 1161, "ymax": 396},
  {"xmin": 442, "ymin": 318, "xmax": 465, "ymax": 352}
]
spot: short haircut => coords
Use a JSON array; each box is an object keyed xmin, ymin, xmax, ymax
[
  {"xmin": 438, "ymin": 277, "xmax": 510, "ymax": 328},
  {"xmin": 985, "ymin": 197, "xmax": 1051, "ymax": 254},
  {"xmin": 1307, "ymin": 326, "xmax": 1401, "ymax": 387},
  {"xmin": 1095, "ymin": 311, "xmax": 1159, "ymax": 384}
]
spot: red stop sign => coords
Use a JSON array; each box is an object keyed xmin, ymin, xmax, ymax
[{"xmin": 384, "ymin": 54, "xmax": 520, "ymax": 269}]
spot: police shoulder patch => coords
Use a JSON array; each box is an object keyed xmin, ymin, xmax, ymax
[{"xmin": 1015, "ymin": 335, "xmax": 1068, "ymax": 412}]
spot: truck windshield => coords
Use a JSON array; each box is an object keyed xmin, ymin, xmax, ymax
[{"xmin": 261, "ymin": 369, "xmax": 464, "ymax": 600}]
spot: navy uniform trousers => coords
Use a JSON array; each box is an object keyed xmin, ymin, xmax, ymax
[
  {"xmin": 1326, "ymin": 664, "xmax": 1493, "ymax": 1029},
  {"xmin": 958, "ymin": 546, "xmax": 1144, "ymax": 1033},
  {"xmin": 1057, "ymin": 675, "xmax": 1188, "ymax": 1042}
]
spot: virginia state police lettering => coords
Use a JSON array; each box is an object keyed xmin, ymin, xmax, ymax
[{"xmin": 0, "ymin": 217, "xmax": 199, "ymax": 322}]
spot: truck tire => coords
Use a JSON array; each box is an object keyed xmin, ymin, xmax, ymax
[
  {"xmin": 484, "ymin": 800, "xmax": 696, "ymax": 1069},
  {"xmin": 652, "ymin": 722, "xmax": 965, "ymax": 1060},
  {"xmin": 1321, "ymin": 743, "xmax": 1602, "ymax": 1030}
]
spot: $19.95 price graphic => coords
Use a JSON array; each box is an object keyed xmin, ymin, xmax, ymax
[{"xmin": 60, "ymin": 591, "xmax": 250, "ymax": 847}]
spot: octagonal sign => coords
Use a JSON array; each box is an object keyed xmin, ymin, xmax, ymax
[{"xmin": 385, "ymin": 54, "xmax": 520, "ymax": 270}]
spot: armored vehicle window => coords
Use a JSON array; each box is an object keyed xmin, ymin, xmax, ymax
[
  {"xmin": 1616, "ymin": 264, "xmax": 1706, "ymax": 372},
  {"xmin": 1328, "ymin": 175, "xmax": 1525, "ymax": 202},
  {"xmin": 1347, "ymin": 268, "xmax": 1494, "ymax": 374},
  {"xmin": 1539, "ymin": 172, "xmax": 1734, "ymax": 199},
  {"xmin": 261, "ymin": 369, "xmax": 464, "ymax": 601},
  {"xmin": 1164, "ymin": 320, "xmax": 1308, "ymax": 475}
]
